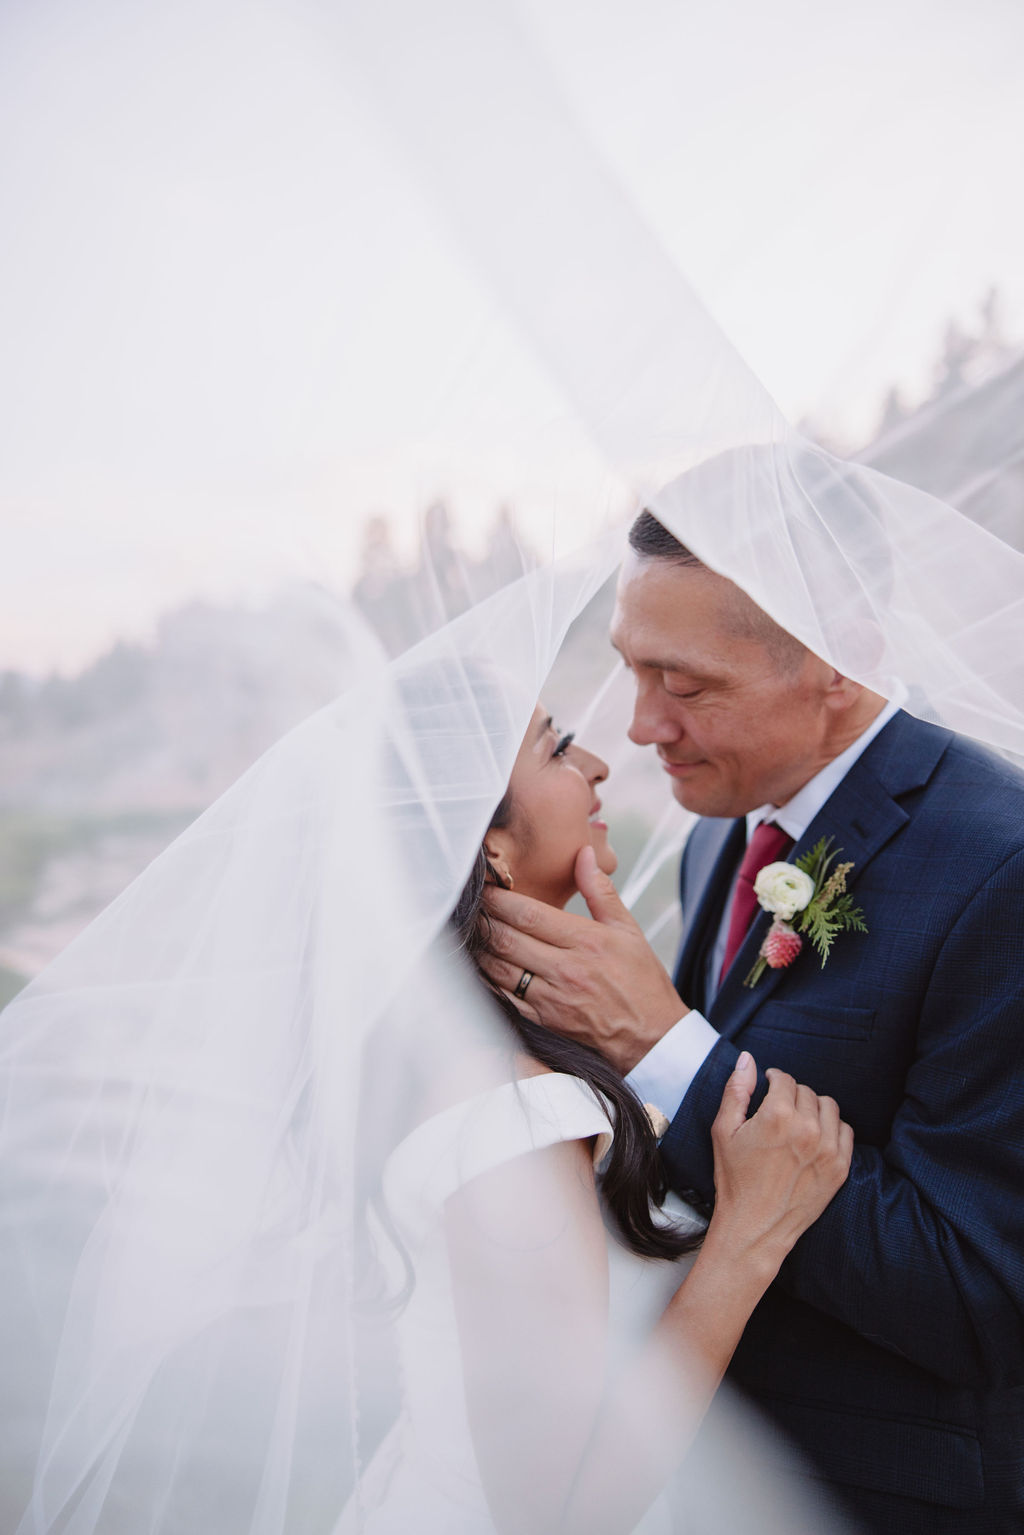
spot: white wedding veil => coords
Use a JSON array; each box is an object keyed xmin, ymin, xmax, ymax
[{"xmin": 3, "ymin": 2, "xmax": 1024, "ymax": 1531}]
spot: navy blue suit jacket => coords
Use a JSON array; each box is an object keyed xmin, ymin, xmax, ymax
[{"xmin": 663, "ymin": 710, "xmax": 1024, "ymax": 1530}]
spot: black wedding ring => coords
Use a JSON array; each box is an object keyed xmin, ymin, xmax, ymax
[{"xmin": 513, "ymin": 969, "xmax": 534, "ymax": 1000}]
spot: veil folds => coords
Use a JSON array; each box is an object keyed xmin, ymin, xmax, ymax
[{"xmin": 2, "ymin": 1, "xmax": 1024, "ymax": 1530}]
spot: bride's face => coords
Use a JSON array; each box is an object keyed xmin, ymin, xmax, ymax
[{"xmin": 485, "ymin": 704, "xmax": 617, "ymax": 909}]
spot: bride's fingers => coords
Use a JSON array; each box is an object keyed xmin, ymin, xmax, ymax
[
  {"xmin": 839, "ymin": 1119, "xmax": 855, "ymax": 1165},
  {"xmin": 763, "ymin": 1067, "xmax": 798, "ymax": 1108},
  {"xmin": 816, "ymin": 1093, "xmax": 842, "ymax": 1153},
  {"xmin": 795, "ymin": 1081, "xmax": 819, "ymax": 1122}
]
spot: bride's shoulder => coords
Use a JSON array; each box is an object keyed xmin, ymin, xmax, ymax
[
  {"xmin": 510, "ymin": 1057, "xmax": 612, "ymax": 1153},
  {"xmin": 414, "ymin": 1046, "xmax": 559, "ymax": 1121},
  {"xmin": 512, "ymin": 1051, "xmax": 555, "ymax": 1080},
  {"xmin": 384, "ymin": 1065, "xmax": 613, "ymax": 1212}
]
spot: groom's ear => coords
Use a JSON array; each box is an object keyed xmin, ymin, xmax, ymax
[{"xmin": 822, "ymin": 670, "xmax": 864, "ymax": 713}]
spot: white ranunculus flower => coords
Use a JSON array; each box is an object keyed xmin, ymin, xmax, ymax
[{"xmin": 753, "ymin": 861, "xmax": 815, "ymax": 921}]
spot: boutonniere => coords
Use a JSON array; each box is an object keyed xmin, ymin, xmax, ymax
[{"xmin": 744, "ymin": 836, "xmax": 867, "ymax": 988}]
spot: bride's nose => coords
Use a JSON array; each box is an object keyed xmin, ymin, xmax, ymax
[{"xmin": 576, "ymin": 745, "xmax": 609, "ymax": 784}]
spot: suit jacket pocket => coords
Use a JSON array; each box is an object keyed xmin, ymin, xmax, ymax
[
  {"xmin": 747, "ymin": 1000, "xmax": 875, "ymax": 1043},
  {"xmin": 760, "ymin": 1396, "xmax": 985, "ymax": 1509}
]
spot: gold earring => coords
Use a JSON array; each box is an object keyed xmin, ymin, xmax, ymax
[{"xmin": 486, "ymin": 852, "xmax": 514, "ymax": 889}]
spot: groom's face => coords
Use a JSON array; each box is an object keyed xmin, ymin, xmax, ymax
[{"xmin": 611, "ymin": 554, "xmax": 836, "ymax": 818}]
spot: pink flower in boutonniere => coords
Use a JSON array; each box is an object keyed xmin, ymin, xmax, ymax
[
  {"xmin": 744, "ymin": 836, "xmax": 868, "ymax": 988},
  {"xmin": 760, "ymin": 920, "xmax": 803, "ymax": 970}
]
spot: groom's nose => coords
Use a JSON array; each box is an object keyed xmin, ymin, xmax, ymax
[{"xmin": 627, "ymin": 681, "xmax": 684, "ymax": 746}]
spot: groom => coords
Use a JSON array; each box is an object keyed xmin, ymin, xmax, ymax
[{"xmin": 483, "ymin": 510, "xmax": 1024, "ymax": 1534}]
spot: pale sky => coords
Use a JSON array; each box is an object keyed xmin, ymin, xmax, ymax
[{"xmin": 2, "ymin": 0, "xmax": 1023, "ymax": 674}]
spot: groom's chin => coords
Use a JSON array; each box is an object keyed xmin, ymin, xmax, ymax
[
  {"xmin": 667, "ymin": 774, "xmax": 732, "ymax": 820},
  {"xmin": 666, "ymin": 774, "xmax": 707, "ymax": 813}
]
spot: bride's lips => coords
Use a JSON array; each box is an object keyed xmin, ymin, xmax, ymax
[{"xmin": 588, "ymin": 798, "xmax": 607, "ymax": 831}]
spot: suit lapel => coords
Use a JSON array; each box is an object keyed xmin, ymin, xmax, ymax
[
  {"xmin": 707, "ymin": 710, "xmax": 951, "ymax": 1041},
  {"xmin": 673, "ymin": 817, "xmax": 744, "ymax": 1013}
]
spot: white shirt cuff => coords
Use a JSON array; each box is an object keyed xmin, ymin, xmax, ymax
[{"xmin": 626, "ymin": 1011, "xmax": 720, "ymax": 1125}]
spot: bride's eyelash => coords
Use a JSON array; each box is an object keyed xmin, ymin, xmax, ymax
[{"xmin": 552, "ymin": 731, "xmax": 575, "ymax": 757}]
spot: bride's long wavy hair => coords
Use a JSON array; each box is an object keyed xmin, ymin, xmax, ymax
[
  {"xmin": 450, "ymin": 801, "xmax": 702, "ymax": 1261},
  {"xmin": 355, "ymin": 660, "xmax": 701, "ymax": 1299}
]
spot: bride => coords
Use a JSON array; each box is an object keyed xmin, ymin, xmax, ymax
[
  {"xmin": 0, "ymin": 653, "xmax": 852, "ymax": 1535},
  {"xmin": 5, "ymin": 7, "xmax": 1024, "ymax": 1534},
  {"xmin": 340, "ymin": 690, "xmax": 852, "ymax": 1533}
]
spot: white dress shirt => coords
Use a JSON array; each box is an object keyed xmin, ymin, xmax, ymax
[{"xmin": 626, "ymin": 696, "xmax": 902, "ymax": 1121}]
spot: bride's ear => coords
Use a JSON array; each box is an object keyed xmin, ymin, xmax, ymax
[{"xmin": 483, "ymin": 834, "xmax": 515, "ymax": 890}]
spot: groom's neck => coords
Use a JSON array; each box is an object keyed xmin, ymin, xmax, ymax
[
  {"xmin": 768, "ymin": 689, "xmax": 890, "ymax": 811},
  {"xmin": 828, "ymin": 687, "xmax": 890, "ymax": 757}
]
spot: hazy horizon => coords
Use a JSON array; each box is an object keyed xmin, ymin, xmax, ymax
[{"xmin": 3, "ymin": 0, "xmax": 1024, "ymax": 674}]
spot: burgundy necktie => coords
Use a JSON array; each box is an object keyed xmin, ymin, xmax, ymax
[{"xmin": 719, "ymin": 821, "xmax": 794, "ymax": 984}]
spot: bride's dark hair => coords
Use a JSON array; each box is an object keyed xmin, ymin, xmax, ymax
[{"xmin": 450, "ymin": 795, "xmax": 702, "ymax": 1262}]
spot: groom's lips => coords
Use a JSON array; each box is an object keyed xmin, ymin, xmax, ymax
[{"xmin": 659, "ymin": 756, "xmax": 706, "ymax": 777}]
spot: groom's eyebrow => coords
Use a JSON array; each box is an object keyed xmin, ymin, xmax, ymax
[{"xmin": 610, "ymin": 638, "xmax": 711, "ymax": 678}]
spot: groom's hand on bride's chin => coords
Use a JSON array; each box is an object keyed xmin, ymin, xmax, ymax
[{"xmin": 480, "ymin": 846, "xmax": 689, "ymax": 1075}]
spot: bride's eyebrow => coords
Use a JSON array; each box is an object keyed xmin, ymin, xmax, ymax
[{"xmin": 533, "ymin": 714, "xmax": 554, "ymax": 741}]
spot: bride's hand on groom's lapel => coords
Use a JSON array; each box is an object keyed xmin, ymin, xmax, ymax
[
  {"xmin": 707, "ymin": 1053, "xmax": 854, "ymax": 1274},
  {"xmin": 480, "ymin": 844, "xmax": 688, "ymax": 1073}
]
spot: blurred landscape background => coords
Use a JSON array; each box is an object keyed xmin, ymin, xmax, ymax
[{"xmin": 2, "ymin": 300, "xmax": 1022, "ymax": 1004}]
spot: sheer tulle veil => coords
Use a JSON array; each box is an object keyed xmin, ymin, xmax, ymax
[{"xmin": 3, "ymin": 2, "xmax": 1024, "ymax": 1531}]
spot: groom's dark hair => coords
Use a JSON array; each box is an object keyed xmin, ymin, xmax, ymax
[
  {"xmin": 628, "ymin": 509, "xmax": 807, "ymax": 671},
  {"xmin": 628, "ymin": 510, "xmax": 704, "ymax": 567}
]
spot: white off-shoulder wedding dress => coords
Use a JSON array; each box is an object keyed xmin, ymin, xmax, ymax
[{"xmin": 339, "ymin": 1071, "xmax": 703, "ymax": 1534}]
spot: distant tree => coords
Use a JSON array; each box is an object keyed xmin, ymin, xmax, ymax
[
  {"xmin": 936, "ymin": 318, "xmax": 973, "ymax": 395},
  {"xmin": 933, "ymin": 288, "xmax": 1014, "ymax": 399},
  {"xmin": 408, "ymin": 500, "xmax": 475, "ymax": 635},
  {"xmin": 980, "ymin": 286, "xmax": 1005, "ymax": 350},
  {"xmin": 877, "ymin": 386, "xmax": 909, "ymax": 436},
  {"xmin": 352, "ymin": 513, "xmax": 415, "ymax": 655},
  {"xmin": 0, "ymin": 672, "xmax": 28, "ymax": 735},
  {"xmin": 478, "ymin": 503, "xmax": 537, "ymax": 591}
]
